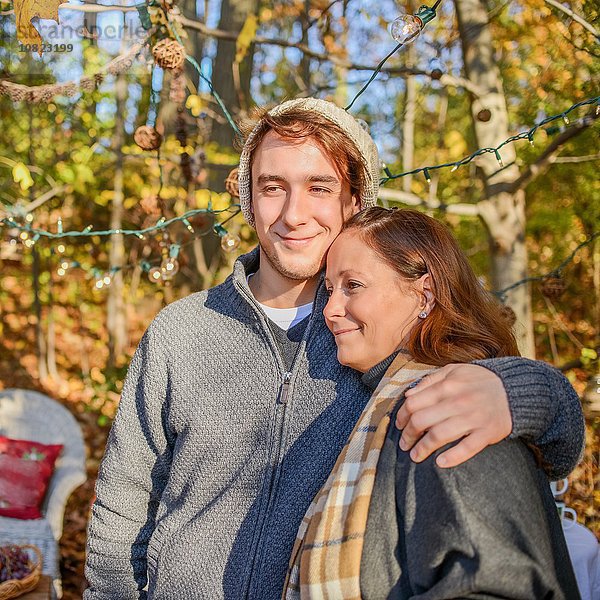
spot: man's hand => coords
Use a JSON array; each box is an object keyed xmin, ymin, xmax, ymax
[{"xmin": 396, "ymin": 364, "xmax": 513, "ymax": 468}]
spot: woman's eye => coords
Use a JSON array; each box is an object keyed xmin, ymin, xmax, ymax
[
  {"xmin": 347, "ymin": 280, "xmax": 364, "ymax": 290},
  {"xmin": 325, "ymin": 288, "xmax": 333, "ymax": 297}
]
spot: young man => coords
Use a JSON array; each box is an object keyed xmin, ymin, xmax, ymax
[{"xmin": 85, "ymin": 98, "xmax": 584, "ymax": 599}]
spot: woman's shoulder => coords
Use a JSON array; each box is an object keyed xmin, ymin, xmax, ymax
[{"xmin": 385, "ymin": 399, "xmax": 549, "ymax": 502}]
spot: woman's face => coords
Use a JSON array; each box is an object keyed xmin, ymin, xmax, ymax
[{"xmin": 324, "ymin": 230, "xmax": 428, "ymax": 373}]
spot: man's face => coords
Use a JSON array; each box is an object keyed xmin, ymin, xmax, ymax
[{"xmin": 251, "ymin": 131, "xmax": 360, "ymax": 281}]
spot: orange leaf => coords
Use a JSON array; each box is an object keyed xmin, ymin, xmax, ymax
[{"xmin": 13, "ymin": 0, "xmax": 63, "ymax": 51}]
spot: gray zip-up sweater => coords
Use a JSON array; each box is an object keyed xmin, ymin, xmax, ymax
[{"xmin": 84, "ymin": 249, "xmax": 585, "ymax": 600}]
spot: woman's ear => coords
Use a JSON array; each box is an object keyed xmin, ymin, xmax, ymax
[{"xmin": 419, "ymin": 273, "xmax": 435, "ymax": 314}]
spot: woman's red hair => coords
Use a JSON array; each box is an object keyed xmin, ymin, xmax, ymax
[{"xmin": 342, "ymin": 207, "xmax": 519, "ymax": 366}]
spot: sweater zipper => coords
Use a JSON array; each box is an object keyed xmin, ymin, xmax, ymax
[
  {"xmin": 234, "ymin": 274, "xmax": 323, "ymax": 597},
  {"xmin": 278, "ymin": 371, "xmax": 292, "ymax": 404}
]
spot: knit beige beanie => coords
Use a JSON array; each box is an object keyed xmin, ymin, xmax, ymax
[{"xmin": 237, "ymin": 98, "xmax": 380, "ymax": 228}]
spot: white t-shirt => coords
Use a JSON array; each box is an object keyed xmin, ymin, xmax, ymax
[
  {"xmin": 256, "ymin": 301, "xmax": 313, "ymax": 331},
  {"xmin": 247, "ymin": 272, "xmax": 313, "ymax": 331}
]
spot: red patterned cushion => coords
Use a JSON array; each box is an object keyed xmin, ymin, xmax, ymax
[{"xmin": 0, "ymin": 436, "xmax": 63, "ymax": 519}]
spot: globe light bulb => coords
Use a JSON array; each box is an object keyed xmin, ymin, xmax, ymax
[
  {"xmin": 148, "ymin": 267, "xmax": 162, "ymax": 283},
  {"xmin": 221, "ymin": 232, "xmax": 241, "ymax": 253},
  {"xmin": 103, "ymin": 274, "xmax": 112, "ymax": 286},
  {"xmin": 390, "ymin": 13, "xmax": 424, "ymax": 44},
  {"xmin": 160, "ymin": 257, "xmax": 179, "ymax": 280}
]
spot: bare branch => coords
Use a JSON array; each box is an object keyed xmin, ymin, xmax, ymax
[
  {"xmin": 378, "ymin": 187, "xmax": 480, "ymax": 216},
  {"xmin": 307, "ymin": 0, "xmax": 344, "ymax": 28},
  {"xmin": 553, "ymin": 152, "xmax": 600, "ymax": 163},
  {"xmin": 178, "ymin": 16, "xmax": 484, "ymax": 96},
  {"xmin": 510, "ymin": 113, "xmax": 598, "ymax": 192},
  {"xmin": 0, "ymin": 185, "xmax": 65, "ymax": 219},
  {"xmin": 2, "ymin": 3, "xmax": 137, "ymax": 14},
  {"xmin": 544, "ymin": 0, "xmax": 599, "ymax": 39},
  {"xmin": 58, "ymin": 2, "xmax": 137, "ymax": 12},
  {"xmin": 23, "ymin": 185, "xmax": 66, "ymax": 213}
]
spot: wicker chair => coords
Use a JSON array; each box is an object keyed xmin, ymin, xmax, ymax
[{"xmin": 0, "ymin": 388, "xmax": 87, "ymax": 598}]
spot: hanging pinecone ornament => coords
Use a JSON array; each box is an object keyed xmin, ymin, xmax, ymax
[
  {"xmin": 499, "ymin": 305, "xmax": 517, "ymax": 327},
  {"xmin": 134, "ymin": 125, "xmax": 163, "ymax": 151},
  {"xmin": 152, "ymin": 39, "xmax": 185, "ymax": 70},
  {"xmin": 541, "ymin": 276, "xmax": 566, "ymax": 299},
  {"xmin": 225, "ymin": 168, "xmax": 240, "ymax": 198}
]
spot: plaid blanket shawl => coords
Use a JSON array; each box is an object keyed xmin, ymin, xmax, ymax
[{"xmin": 283, "ymin": 354, "xmax": 436, "ymax": 599}]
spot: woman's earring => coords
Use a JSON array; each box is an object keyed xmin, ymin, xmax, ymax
[{"xmin": 418, "ymin": 311, "xmax": 428, "ymax": 319}]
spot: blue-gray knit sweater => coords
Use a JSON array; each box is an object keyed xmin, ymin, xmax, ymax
[{"xmin": 84, "ymin": 249, "xmax": 584, "ymax": 599}]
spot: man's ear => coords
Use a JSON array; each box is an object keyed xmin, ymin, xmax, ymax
[{"xmin": 351, "ymin": 195, "xmax": 360, "ymax": 215}]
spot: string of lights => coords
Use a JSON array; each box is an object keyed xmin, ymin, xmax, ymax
[
  {"xmin": 345, "ymin": 1, "xmax": 441, "ymax": 111},
  {"xmin": 2, "ymin": 206, "xmax": 242, "ymax": 287},
  {"xmin": 494, "ymin": 231, "xmax": 600, "ymax": 301},
  {"xmin": 2, "ymin": 98, "xmax": 597, "ymax": 241},
  {"xmin": 47, "ymin": 212, "xmax": 242, "ymax": 289},
  {"xmin": 381, "ymin": 96, "xmax": 600, "ymax": 184},
  {"xmin": 0, "ymin": 206, "xmax": 241, "ymax": 242}
]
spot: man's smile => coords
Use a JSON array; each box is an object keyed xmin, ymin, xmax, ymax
[{"xmin": 276, "ymin": 233, "xmax": 319, "ymax": 247}]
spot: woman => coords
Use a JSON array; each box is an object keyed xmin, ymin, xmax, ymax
[{"xmin": 283, "ymin": 207, "xmax": 579, "ymax": 599}]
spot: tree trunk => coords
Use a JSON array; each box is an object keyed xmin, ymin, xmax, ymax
[
  {"xmin": 32, "ymin": 245, "xmax": 48, "ymax": 380},
  {"xmin": 594, "ymin": 238, "xmax": 600, "ymax": 336},
  {"xmin": 332, "ymin": 0, "xmax": 349, "ymax": 107},
  {"xmin": 206, "ymin": 0, "xmax": 258, "ymax": 281},
  {"xmin": 46, "ymin": 268, "xmax": 59, "ymax": 379},
  {"xmin": 455, "ymin": 0, "xmax": 535, "ymax": 357},
  {"xmin": 211, "ymin": 0, "xmax": 259, "ymax": 152},
  {"xmin": 299, "ymin": 0, "xmax": 311, "ymax": 92},
  {"xmin": 28, "ymin": 103, "xmax": 48, "ymax": 380},
  {"xmin": 107, "ymin": 71, "xmax": 128, "ymax": 367},
  {"xmin": 401, "ymin": 43, "xmax": 417, "ymax": 194},
  {"xmin": 182, "ymin": 0, "xmax": 204, "ymax": 88}
]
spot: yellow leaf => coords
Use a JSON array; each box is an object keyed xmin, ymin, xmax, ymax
[
  {"xmin": 185, "ymin": 94, "xmax": 204, "ymax": 117},
  {"xmin": 444, "ymin": 130, "xmax": 467, "ymax": 160},
  {"xmin": 235, "ymin": 14, "xmax": 258, "ymax": 64},
  {"xmin": 195, "ymin": 188, "xmax": 211, "ymax": 209},
  {"xmin": 13, "ymin": 0, "xmax": 64, "ymax": 51},
  {"xmin": 210, "ymin": 191, "xmax": 230, "ymax": 211},
  {"xmin": 12, "ymin": 162, "xmax": 33, "ymax": 191}
]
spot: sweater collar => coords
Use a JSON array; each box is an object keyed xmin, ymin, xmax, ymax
[
  {"xmin": 361, "ymin": 351, "xmax": 407, "ymax": 390},
  {"xmin": 234, "ymin": 247, "xmax": 260, "ymax": 287},
  {"xmin": 232, "ymin": 247, "xmax": 329, "ymax": 312}
]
